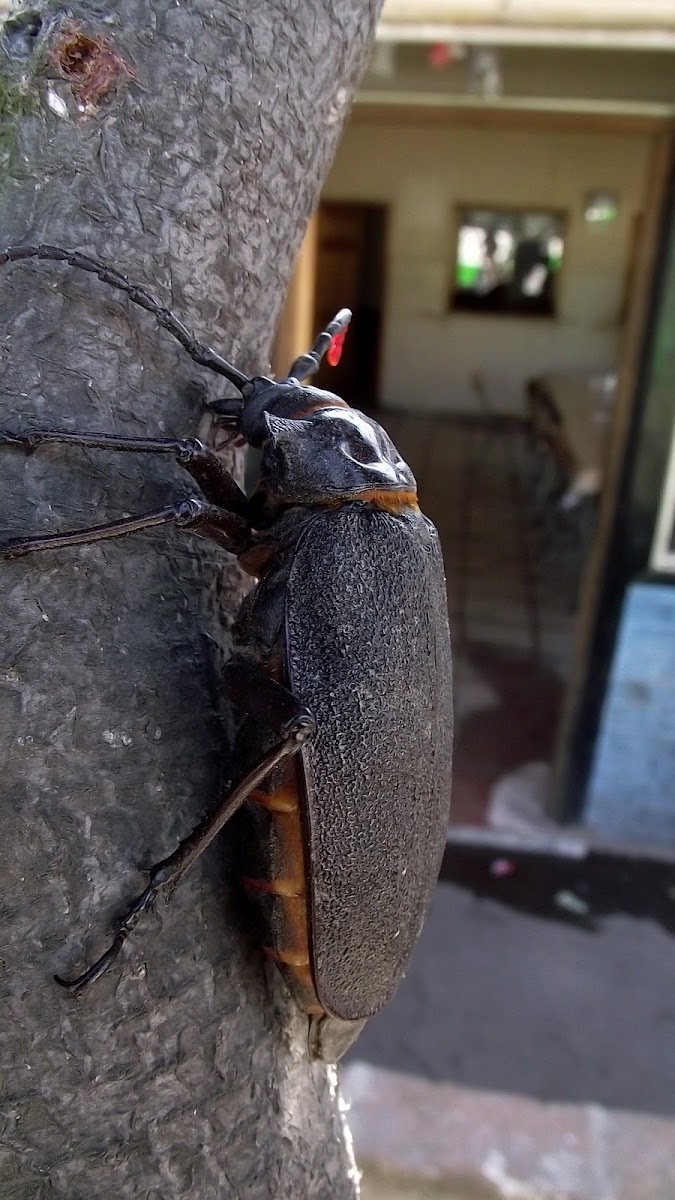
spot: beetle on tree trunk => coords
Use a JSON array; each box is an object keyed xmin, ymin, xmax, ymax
[{"xmin": 0, "ymin": 244, "xmax": 453, "ymax": 1063}]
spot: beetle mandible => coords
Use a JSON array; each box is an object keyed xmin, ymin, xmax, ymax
[{"xmin": 0, "ymin": 244, "xmax": 453, "ymax": 1062}]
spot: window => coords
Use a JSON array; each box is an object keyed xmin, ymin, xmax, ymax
[{"xmin": 451, "ymin": 208, "xmax": 564, "ymax": 317}]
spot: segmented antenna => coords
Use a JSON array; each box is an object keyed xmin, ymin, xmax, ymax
[
  {"xmin": 285, "ymin": 308, "xmax": 351, "ymax": 383},
  {"xmin": 1, "ymin": 244, "xmax": 251, "ymax": 392}
]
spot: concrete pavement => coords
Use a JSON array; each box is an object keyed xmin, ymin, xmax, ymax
[{"xmin": 338, "ymin": 852, "xmax": 675, "ymax": 1199}]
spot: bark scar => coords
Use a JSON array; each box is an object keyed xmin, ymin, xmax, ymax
[{"xmin": 51, "ymin": 23, "xmax": 134, "ymax": 108}]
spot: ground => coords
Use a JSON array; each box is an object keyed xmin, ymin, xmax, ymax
[{"xmin": 340, "ymin": 844, "xmax": 675, "ymax": 1200}]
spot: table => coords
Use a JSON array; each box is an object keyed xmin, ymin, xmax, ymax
[{"xmin": 527, "ymin": 370, "xmax": 616, "ymax": 508}]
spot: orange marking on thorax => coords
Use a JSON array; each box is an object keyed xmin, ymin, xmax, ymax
[
  {"xmin": 314, "ymin": 488, "xmax": 420, "ymax": 514},
  {"xmin": 356, "ymin": 488, "xmax": 420, "ymax": 513}
]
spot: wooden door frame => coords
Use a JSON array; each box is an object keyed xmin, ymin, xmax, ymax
[
  {"xmin": 313, "ymin": 199, "xmax": 390, "ymax": 405},
  {"xmin": 273, "ymin": 201, "xmax": 391, "ymax": 403},
  {"xmin": 550, "ymin": 130, "xmax": 674, "ymax": 821},
  {"xmin": 270, "ymin": 214, "xmax": 319, "ymax": 377}
]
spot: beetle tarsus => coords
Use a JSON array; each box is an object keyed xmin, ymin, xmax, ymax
[{"xmin": 55, "ymin": 883, "xmax": 158, "ymax": 996}]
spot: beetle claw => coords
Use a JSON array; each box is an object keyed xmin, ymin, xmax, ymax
[{"xmin": 54, "ymin": 884, "xmax": 158, "ymax": 995}]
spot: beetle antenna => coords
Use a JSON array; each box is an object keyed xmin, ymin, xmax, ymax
[
  {"xmin": 285, "ymin": 308, "xmax": 351, "ymax": 383},
  {"xmin": 1, "ymin": 244, "xmax": 251, "ymax": 393}
]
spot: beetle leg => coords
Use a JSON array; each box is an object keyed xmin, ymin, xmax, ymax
[
  {"xmin": 0, "ymin": 497, "xmax": 251, "ymax": 559},
  {"xmin": 55, "ymin": 710, "xmax": 315, "ymax": 996},
  {"xmin": 222, "ymin": 658, "xmax": 311, "ymax": 732},
  {"xmin": 54, "ymin": 884, "xmax": 158, "ymax": 994},
  {"xmin": 0, "ymin": 430, "xmax": 249, "ymax": 517}
]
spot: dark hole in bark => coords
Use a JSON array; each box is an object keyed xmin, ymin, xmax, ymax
[
  {"xmin": 51, "ymin": 27, "xmax": 133, "ymax": 105},
  {"xmin": 56, "ymin": 33, "xmax": 103, "ymax": 78}
]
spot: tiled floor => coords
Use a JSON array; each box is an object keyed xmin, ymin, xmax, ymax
[{"xmin": 375, "ymin": 412, "xmax": 585, "ymax": 827}]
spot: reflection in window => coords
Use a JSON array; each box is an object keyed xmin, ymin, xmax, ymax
[{"xmin": 452, "ymin": 209, "xmax": 564, "ymax": 316}]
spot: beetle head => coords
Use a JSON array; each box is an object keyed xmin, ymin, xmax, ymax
[
  {"xmin": 206, "ymin": 307, "xmax": 415, "ymax": 511},
  {"xmin": 208, "ymin": 307, "xmax": 353, "ymax": 444},
  {"xmin": 254, "ymin": 404, "xmax": 417, "ymax": 508},
  {"xmin": 237, "ymin": 379, "xmax": 348, "ymax": 447}
]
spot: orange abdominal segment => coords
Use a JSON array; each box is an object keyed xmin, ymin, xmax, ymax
[
  {"xmin": 245, "ymin": 761, "xmax": 325, "ymax": 1017},
  {"xmin": 250, "ymin": 786, "xmax": 298, "ymax": 814},
  {"xmin": 263, "ymin": 947, "xmax": 311, "ymax": 968},
  {"xmin": 242, "ymin": 876, "xmax": 303, "ymax": 898}
]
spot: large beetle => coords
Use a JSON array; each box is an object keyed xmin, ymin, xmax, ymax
[{"xmin": 0, "ymin": 245, "xmax": 453, "ymax": 1061}]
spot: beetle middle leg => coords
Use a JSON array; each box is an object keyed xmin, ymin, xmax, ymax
[
  {"xmin": 55, "ymin": 669, "xmax": 315, "ymax": 995},
  {"xmin": 0, "ymin": 496, "xmax": 250, "ymax": 559}
]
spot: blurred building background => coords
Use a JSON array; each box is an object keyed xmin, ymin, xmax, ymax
[
  {"xmin": 276, "ymin": 0, "xmax": 675, "ymax": 852},
  {"xmin": 274, "ymin": 4, "xmax": 675, "ymax": 1197}
]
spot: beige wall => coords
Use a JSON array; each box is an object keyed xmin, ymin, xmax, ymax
[{"xmin": 323, "ymin": 120, "xmax": 654, "ymax": 413}]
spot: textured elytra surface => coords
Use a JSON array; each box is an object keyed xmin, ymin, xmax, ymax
[
  {"xmin": 285, "ymin": 507, "xmax": 454, "ymax": 1022},
  {"xmin": 0, "ymin": 0, "xmax": 380, "ymax": 1196}
]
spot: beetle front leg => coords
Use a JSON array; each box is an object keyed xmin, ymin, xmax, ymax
[{"xmin": 0, "ymin": 429, "xmax": 249, "ymax": 516}]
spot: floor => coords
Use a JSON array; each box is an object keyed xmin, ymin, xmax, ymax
[
  {"xmin": 375, "ymin": 412, "xmax": 585, "ymax": 828},
  {"xmin": 342, "ymin": 845, "xmax": 675, "ymax": 1114},
  {"xmin": 346, "ymin": 1054, "xmax": 675, "ymax": 1200}
]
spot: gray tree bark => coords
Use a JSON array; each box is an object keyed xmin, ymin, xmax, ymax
[{"xmin": 0, "ymin": 2, "xmax": 379, "ymax": 1195}]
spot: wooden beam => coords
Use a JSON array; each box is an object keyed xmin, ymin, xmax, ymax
[
  {"xmin": 352, "ymin": 99, "xmax": 674, "ymax": 136},
  {"xmin": 549, "ymin": 130, "xmax": 674, "ymax": 820}
]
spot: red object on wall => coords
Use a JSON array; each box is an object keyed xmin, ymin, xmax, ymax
[{"xmin": 427, "ymin": 42, "xmax": 451, "ymax": 69}]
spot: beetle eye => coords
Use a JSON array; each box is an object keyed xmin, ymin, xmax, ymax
[{"xmin": 340, "ymin": 435, "xmax": 375, "ymax": 466}]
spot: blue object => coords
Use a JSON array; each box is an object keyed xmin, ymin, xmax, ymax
[{"xmin": 586, "ymin": 582, "xmax": 675, "ymax": 845}]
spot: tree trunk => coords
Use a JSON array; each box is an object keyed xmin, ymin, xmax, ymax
[{"xmin": 0, "ymin": 2, "xmax": 379, "ymax": 1195}]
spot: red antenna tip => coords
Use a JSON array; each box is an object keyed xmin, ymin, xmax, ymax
[{"xmin": 327, "ymin": 327, "xmax": 348, "ymax": 367}]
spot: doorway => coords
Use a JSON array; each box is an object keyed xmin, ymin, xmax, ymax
[{"xmin": 312, "ymin": 201, "xmax": 387, "ymax": 405}]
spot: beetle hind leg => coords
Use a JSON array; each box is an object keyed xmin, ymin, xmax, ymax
[
  {"xmin": 54, "ymin": 884, "xmax": 157, "ymax": 996},
  {"xmin": 55, "ymin": 711, "xmax": 314, "ymax": 995}
]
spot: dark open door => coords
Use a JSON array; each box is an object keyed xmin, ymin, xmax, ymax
[{"xmin": 312, "ymin": 201, "xmax": 387, "ymax": 406}]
